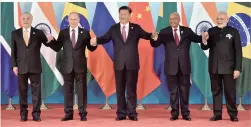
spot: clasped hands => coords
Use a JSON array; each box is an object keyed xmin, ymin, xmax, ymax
[{"xmin": 90, "ymin": 31, "xmax": 159, "ymax": 46}]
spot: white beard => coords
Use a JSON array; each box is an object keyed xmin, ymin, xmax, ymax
[{"xmin": 217, "ymin": 23, "xmax": 227, "ymax": 28}]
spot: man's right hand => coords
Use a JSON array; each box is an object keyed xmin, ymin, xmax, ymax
[
  {"xmin": 202, "ymin": 32, "xmax": 209, "ymax": 45},
  {"xmin": 90, "ymin": 37, "xmax": 97, "ymax": 46},
  {"xmin": 46, "ymin": 34, "xmax": 54, "ymax": 42},
  {"xmin": 13, "ymin": 67, "xmax": 18, "ymax": 76},
  {"xmin": 151, "ymin": 31, "xmax": 158, "ymax": 41}
]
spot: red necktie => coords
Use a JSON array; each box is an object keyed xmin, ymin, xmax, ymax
[
  {"xmin": 174, "ymin": 29, "xmax": 179, "ymax": 46},
  {"xmin": 71, "ymin": 29, "xmax": 76, "ymax": 48},
  {"xmin": 122, "ymin": 25, "xmax": 126, "ymax": 42}
]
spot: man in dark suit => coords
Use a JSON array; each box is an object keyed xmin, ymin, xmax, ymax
[
  {"xmin": 50, "ymin": 12, "xmax": 97, "ymax": 121},
  {"xmin": 201, "ymin": 12, "xmax": 242, "ymax": 122},
  {"xmin": 150, "ymin": 12, "xmax": 205, "ymax": 121},
  {"xmin": 90, "ymin": 6, "xmax": 157, "ymax": 121},
  {"xmin": 11, "ymin": 12, "xmax": 54, "ymax": 122}
]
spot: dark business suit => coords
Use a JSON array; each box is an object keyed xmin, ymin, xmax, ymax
[
  {"xmin": 50, "ymin": 27, "xmax": 96, "ymax": 117},
  {"xmin": 97, "ymin": 22, "xmax": 152, "ymax": 118},
  {"xmin": 150, "ymin": 26, "xmax": 202, "ymax": 117},
  {"xmin": 11, "ymin": 27, "xmax": 50, "ymax": 118},
  {"xmin": 201, "ymin": 26, "xmax": 242, "ymax": 117}
]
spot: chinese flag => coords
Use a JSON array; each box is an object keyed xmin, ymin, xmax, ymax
[{"xmin": 129, "ymin": 2, "xmax": 161, "ymax": 100}]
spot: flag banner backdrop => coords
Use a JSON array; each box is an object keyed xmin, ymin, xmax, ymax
[{"xmin": 1, "ymin": 2, "xmax": 250, "ymax": 104}]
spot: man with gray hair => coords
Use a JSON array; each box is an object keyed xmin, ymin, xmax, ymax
[
  {"xmin": 201, "ymin": 12, "xmax": 242, "ymax": 122},
  {"xmin": 11, "ymin": 12, "xmax": 54, "ymax": 122},
  {"xmin": 151, "ymin": 12, "xmax": 206, "ymax": 121},
  {"xmin": 50, "ymin": 12, "xmax": 97, "ymax": 121}
]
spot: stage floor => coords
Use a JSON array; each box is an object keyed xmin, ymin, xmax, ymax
[{"xmin": 1, "ymin": 104, "xmax": 251, "ymax": 127}]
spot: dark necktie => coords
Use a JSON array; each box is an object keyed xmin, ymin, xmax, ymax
[
  {"xmin": 174, "ymin": 29, "xmax": 179, "ymax": 46},
  {"xmin": 122, "ymin": 25, "xmax": 126, "ymax": 42},
  {"xmin": 71, "ymin": 29, "xmax": 76, "ymax": 48}
]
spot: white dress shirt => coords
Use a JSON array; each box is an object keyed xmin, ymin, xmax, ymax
[
  {"xmin": 23, "ymin": 27, "xmax": 31, "ymax": 41},
  {"xmin": 172, "ymin": 26, "xmax": 181, "ymax": 40},
  {"xmin": 120, "ymin": 22, "xmax": 129, "ymax": 39},
  {"xmin": 70, "ymin": 27, "xmax": 78, "ymax": 43}
]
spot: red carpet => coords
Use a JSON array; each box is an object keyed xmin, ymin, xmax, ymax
[{"xmin": 1, "ymin": 104, "xmax": 251, "ymax": 127}]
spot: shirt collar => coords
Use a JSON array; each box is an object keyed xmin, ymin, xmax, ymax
[
  {"xmin": 172, "ymin": 25, "xmax": 180, "ymax": 32},
  {"xmin": 120, "ymin": 22, "xmax": 129, "ymax": 29},
  {"xmin": 70, "ymin": 27, "xmax": 78, "ymax": 32},
  {"xmin": 23, "ymin": 27, "xmax": 31, "ymax": 33}
]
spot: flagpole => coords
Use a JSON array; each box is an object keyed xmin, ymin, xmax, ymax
[
  {"xmin": 73, "ymin": 94, "xmax": 78, "ymax": 110},
  {"xmin": 200, "ymin": 97, "xmax": 211, "ymax": 110},
  {"xmin": 40, "ymin": 100, "xmax": 49, "ymax": 110},
  {"xmin": 164, "ymin": 105, "xmax": 172, "ymax": 110},
  {"xmin": 136, "ymin": 100, "xmax": 146, "ymax": 110},
  {"xmin": 237, "ymin": 97, "xmax": 247, "ymax": 110},
  {"xmin": 99, "ymin": 96, "xmax": 112, "ymax": 110},
  {"xmin": 5, "ymin": 98, "xmax": 16, "ymax": 110}
]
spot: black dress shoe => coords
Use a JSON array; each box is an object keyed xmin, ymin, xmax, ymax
[
  {"xmin": 61, "ymin": 116, "xmax": 73, "ymax": 121},
  {"xmin": 230, "ymin": 117, "xmax": 238, "ymax": 122},
  {"xmin": 210, "ymin": 116, "xmax": 222, "ymax": 121},
  {"xmin": 33, "ymin": 117, "xmax": 41, "ymax": 122},
  {"xmin": 115, "ymin": 116, "xmax": 126, "ymax": 121},
  {"xmin": 128, "ymin": 116, "xmax": 138, "ymax": 121},
  {"xmin": 80, "ymin": 116, "xmax": 87, "ymax": 121},
  {"xmin": 182, "ymin": 116, "xmax": 191, "ymax": 121},
  {"xmin": 170, "ymin": 116, "xmax": 178, "ymax": 121},
  {"xmin": 20, "ymin": 116, "xmax": 28, "ymax": 122}
]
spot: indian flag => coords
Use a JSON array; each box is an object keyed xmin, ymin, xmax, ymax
[
  {"xmin": 188, "ymin": 2, "xmax": 218, "ymax": 98},
  {"xmin": 30, "ymin": 2, "xmax": 63, "ymax": 99}
]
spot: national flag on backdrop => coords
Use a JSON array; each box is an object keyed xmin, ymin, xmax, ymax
[
  {"xmin": 128, "ymin": 2, "xmax": 161, "ymax": 100},
  {"xmin": 60, "ymin": 2, "xmax": 94, "ymax": 86},
  {"xmin": 188, "ymin": 2, "xmax": 218, "ymax": 98},
  {"xmin": 154, "ymin": 2, "xmax": 177, "ymax": 100},
  {"xmin": 227, "ymin": 2, "xmax": 251, "ymax": 98},
  {"xmin": 0, "ymin": 2, "xmax": 20, "ymax": 98},
  {"xmin": 30, "ymin": 2, "xmax": 63, "ymax": 99},
  {"xmin": 88, "ymin": 2, "xmax": 116, "ymax": 97}
]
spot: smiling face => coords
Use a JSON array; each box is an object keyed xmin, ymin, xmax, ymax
[
  {"xmin": 20, "ymin": 13, "xmax": 33, "ymax": 29},
  {"xmin": 68, "ymin": 12, "xmax": 80, "ymax": 28},
  {"xmin": 216, "ymin": 12, "xmax": 229, "ymax": 28},
  {"xmin": 169, "ymin": 12, "xmax": 180, "ymax": 28},
  {"xmin": 119, "ymin": 9, "xmax": 131, "ymax": 24}
]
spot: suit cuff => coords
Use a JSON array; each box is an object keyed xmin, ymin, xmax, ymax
[{"xmin": 202, "ymin": 41, "xmax": 208, "ymax": 45}]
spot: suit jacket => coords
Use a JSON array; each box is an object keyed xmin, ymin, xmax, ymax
[
  {"xmin": 97, "ymin": 22, "xmax": 152, "ymax": 71},
  {"xmin": 201, "ymin": 26, "xmax": 242, "ymax": 74},
  {"xmin": 11, "ymin": 27, "xmax": 50, "ymax": 74},
  {"xmin": 50, "ymin": 27, "xmax": 97, "ymax": 74},
  {"xmin": 150, "ymin": 26, "xmax": 202, "ymax": 75}
]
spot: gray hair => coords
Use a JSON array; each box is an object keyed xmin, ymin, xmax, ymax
[
  {"xmin": 170, "ymin": 12, "xmax": 180, "ymax": 18},
  {"xmin": 68, "ymin": 12, "xmax": 80, "ymax": 19},
  {"xmin": 217, "ymin": 11, "xmax": 229, "ymax": 18},
  {"xmin": 21, "ymin": 12, "xmax": 33, "ymax": 18}
]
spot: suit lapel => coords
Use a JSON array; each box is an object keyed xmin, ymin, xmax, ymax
[
  {"xmin": 169, "ymin": 27, "xmax": 176, "ymax": 44},
  {"xmin": 17, "ymin": 28, "xmax": 26, "ymax": 47},
  {"xmin": 28, "ymin": 27, "xmax": 35, "ymax": 47},
  {"xmin": 65, "ymin": 28, "xmax": 72, "ymax": 46},
  {"xmin": 116, "ymin": 23, "xmax": 124, "ymax": 43},
  {"xmin": 74, "ymin": 27, "xmax": 82, "ymax": 49},
  {"xmin": 179, "ymin": 26, "xmax": 184, "ymax": 46},
  {"xmin": 125, "ymin": 22, "xmax": 133, "ymax": 43}
]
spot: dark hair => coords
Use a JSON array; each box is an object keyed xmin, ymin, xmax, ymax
[{"xmin": 119, "ymin": 6, "xmax": 132, "ymax": 14}]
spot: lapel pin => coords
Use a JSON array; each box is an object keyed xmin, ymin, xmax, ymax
[
  {"xmin": 81, "ymin": 31, "xmax": 83, "ymax": 34},
  {"xmin": 33, "ymin": 32, "xmax": 35, "ymax": 34},
  {"xmin": 181, "ymin": 31, "xmax": 183, "ymax": 34},
  {"xmin": 131, "ymin": 27, "xmax": 133, "ymax": 30},
  {"xmin": 226, "ymin": 34, "xmax": 232, "ymax": 39}
]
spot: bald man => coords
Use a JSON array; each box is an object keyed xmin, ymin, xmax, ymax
[
  {"xmin": 201, "ymin": 12, "xmax": 242, "ymax": 122},
  {"xmin": 150, "ymin": 12, "xmax": 206, "ymax": 121},
  {"xmin": 11, "ymin": 12, "xmax": 54, "ymax": 122},
  {"xmin": 50, "ymin": 12, "xmax": 97, "ymax": 121}
]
